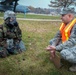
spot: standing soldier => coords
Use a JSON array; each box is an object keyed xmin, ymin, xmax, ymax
[{"xmin": 2, "ymin": 10, "xmax": 26, "ymax": 54}]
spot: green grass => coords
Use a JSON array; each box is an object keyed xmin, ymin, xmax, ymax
[
  {"xmin": 0, "ymin": 12, "xmax": 60, "ymax": 19},
  {"xmin": 17, "ymin": 13, "xmax": 60, "ymax": 19},
  {"xmin": 16, "ymin": 13, "xmax": 61, "ymax": 19},
  {"xmin": 0, "ymin": 12, "xmax": 4, "ymax": 17},
  {"xmin": 0, "ymin": 19, "xmax": 76, "ymax": 75}
]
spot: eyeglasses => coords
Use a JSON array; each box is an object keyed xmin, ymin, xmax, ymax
[{"xmin": 61, "ymin": 14, "xmax": 67, "ymax": 17}]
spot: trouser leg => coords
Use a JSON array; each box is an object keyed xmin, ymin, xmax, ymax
[{"xmin": 60, "ymin": 46, "xmax": 76, "ymax": 63}]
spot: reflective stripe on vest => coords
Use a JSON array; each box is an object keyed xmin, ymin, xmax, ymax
[{"xmin": 59, "ymin": 18, "xmax": 76, "ymax": 43}]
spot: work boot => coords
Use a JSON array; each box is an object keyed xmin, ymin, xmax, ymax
[{"xmin": 69, "ymin": 64, "xmax": 76, "ymax": 72}]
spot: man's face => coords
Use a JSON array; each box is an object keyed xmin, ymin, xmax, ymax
[
  {"xmin": 61, "ymin": 14, "xmax": 70, "ymax": 24},
  {"xmin": 10, "ymin": 16, "xmax": 15, "ymax": 21},
  {"xmin": 9, "ymin": 16, "xmax": 16, "ymax": 25},
  {"xmin": 5, "ymin": 16, "xmax": 16, "ymax": 25}
]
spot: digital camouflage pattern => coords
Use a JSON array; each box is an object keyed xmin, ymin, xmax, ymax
[{"xmin": 50, "ymin": 23, "xmax": 76, "ymax": 63}]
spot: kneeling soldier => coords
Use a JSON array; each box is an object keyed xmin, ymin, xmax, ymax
[{"xmin": 2, "ymin": 10, "xmax": 26, "ymax": 54}]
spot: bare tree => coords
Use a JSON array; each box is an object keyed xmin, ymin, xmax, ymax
[{"xmin": 49, "ymin": 0, "xmax": 76, "ymax": 8}]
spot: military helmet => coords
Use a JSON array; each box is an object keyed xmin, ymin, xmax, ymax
[{"xmin": 4, "ymin": 10, "xmax": 16, "ymax": 20}]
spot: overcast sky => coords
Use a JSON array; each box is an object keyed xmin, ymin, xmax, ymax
[{"xmin": 18, "ymin": 0, "xmax": 51, "ymax": 8}]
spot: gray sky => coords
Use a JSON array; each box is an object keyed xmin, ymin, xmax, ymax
[{"xmin": 18, "ymin": 0, "xmax": 51, "ymax": 8}]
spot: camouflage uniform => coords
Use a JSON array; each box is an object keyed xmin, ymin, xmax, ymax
[
  {"xmin": 0, "ymin": 25, "xmax": 8, "ymax": 57},
  {"xmin": 50, "ymin": 22, "xmax": 76, "ymax": 63},
  {"xmin": 2, "ymin": 10, "xmax": 26, "ymax": 54}
]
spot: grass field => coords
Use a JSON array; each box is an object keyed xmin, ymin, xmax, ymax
[
  {"xmin": 16, "ymin": 13, "xmax": 60, "ymax": 19},
  {"xmin": 0, "ymin": 19, "xmax": 76, "ymax": 75},
  {"xmin": 0, "ymin": 12, "xmax": 60, "ymax": 19}
]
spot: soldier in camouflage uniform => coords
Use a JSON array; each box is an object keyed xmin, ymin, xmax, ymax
[
  {"xmin": 2, "ymin": 10, "xmax": 26, "ymax": 54},
  {"xmin": 46, "ymin": 7, "xmax": 76, "ymax": 72}
]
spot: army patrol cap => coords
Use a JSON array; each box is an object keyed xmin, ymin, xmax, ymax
[
  {"xmin": 4, "ymin": 10, "xmax": 16, "ymax": 20},
  {"xmin": 60, "ymin": 7, "xmax": 75, "ymax": 15}
]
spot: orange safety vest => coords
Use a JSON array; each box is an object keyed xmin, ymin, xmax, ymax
[{"xmin": 59, "ymin": 18, "xmax": 76, "ymax": 43}]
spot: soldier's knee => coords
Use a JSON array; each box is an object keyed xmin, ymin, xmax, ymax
[
  {"xmin": 60, "ymin": 50, "xmax": 69, "ymax": 59},
  {"xmin": 60, "ymin": 50, "xmax": 74, "ymax": 61},
  {"xmin": 60, "ymin": 50, "xmax": 67, "ymax": 59}
]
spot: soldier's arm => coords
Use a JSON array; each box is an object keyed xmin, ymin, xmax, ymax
[{"xmin": 50, "ymin": 31, "xmax": 62, "ymax": 46}]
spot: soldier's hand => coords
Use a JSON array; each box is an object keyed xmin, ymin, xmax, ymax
[
  {"xmin": 50, "ymin": 50, "xmax": 56, "ymax": 58},
  {"xmin": 46, "ymin": 45, "xmax": 52, "ymax": 51},
  {"xmin": 50, "ymin": 45, "xmax": 56, "ymax": 50},
  {"xmin": 46, "ymin": 45, "xmax": 56, "ymax": 51}
]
